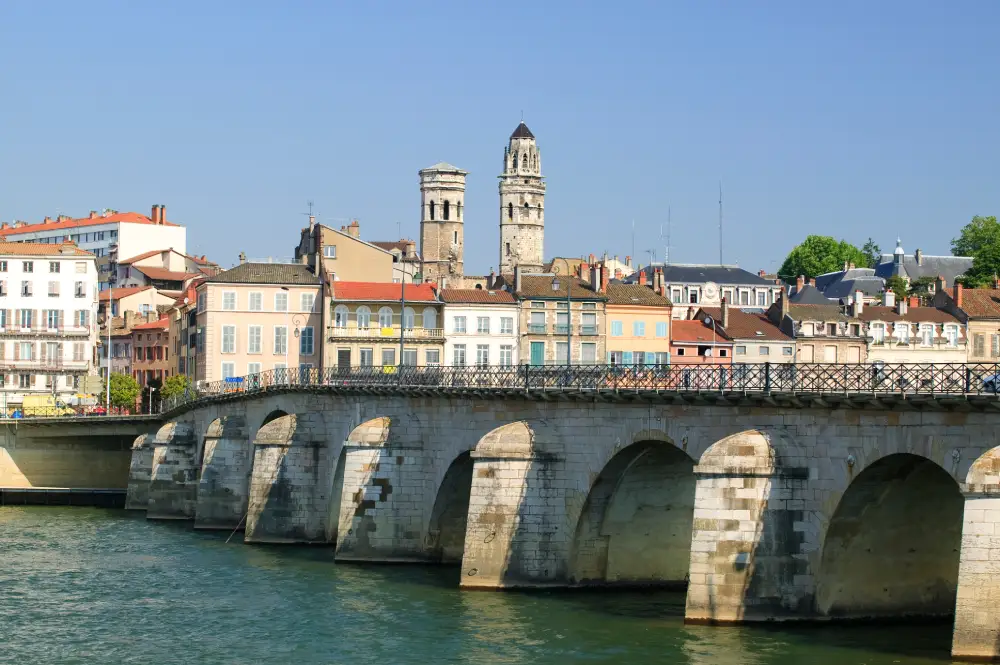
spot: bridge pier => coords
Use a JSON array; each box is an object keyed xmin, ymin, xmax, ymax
[
  {"xmin": 147, "ymin": 422, "xmax": 199, "ymax": 520},
  {"xmin": 194, "ymin": 416, "xmax": 251, "ymax": 530},
  {"xmin": 125, "ymin": 434, "xmax": 155, "ymax": 510},
  {"xmin": 953, "ymin": 447, "xmax": 1000, "ymax": 662},
  {"xmin": 245, "ymin": 413, "xmax": 335, "ymax": 544},
  {"xmin": 685, "ymin": 430, "xmax": 812, "ymax": 623}
]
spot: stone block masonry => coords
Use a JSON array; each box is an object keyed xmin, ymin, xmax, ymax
[
  {"xmin": 194, "ymin": 416, "xmax": 251, "ymax": 530},
  {"xmin": 146, "ymin": 421, "xmax": 199, "ymax": 520},
  {"xmin": 125, "ymin": 434, "xmax": 154, "ymax": 510}
]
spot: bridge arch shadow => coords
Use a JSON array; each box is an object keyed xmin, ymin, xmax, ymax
[
  {"xmin": 815, "ymin": 452, "xmax": 963, "ymax": 620},
  {"xmin": 426, "ymin": 450, "xmax": 474, "ymax": 564}
]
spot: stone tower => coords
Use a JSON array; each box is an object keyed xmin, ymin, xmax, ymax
[
  {"xmin": 499, "ymin": 121, "xmax": 546, "ymax": 274},
  {"xmin": 419, "ymin": 162, "xmax": 467, "ymax": 284}
]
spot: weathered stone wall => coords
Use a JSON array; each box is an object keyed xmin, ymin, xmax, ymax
[
  {"xmin": 147, "ymin": 421, "xmax": 199, "ymax": 520},
  {"xmin": 0, "ymin": 426, "xmax": 133, "ymax": 490},
  {"xmin": 194, "ymin": 416, "xmax": 251, "ymax": 530},
  {"xmin": 125, "ymin": 434, "xmax": 155, "ymax": 510}
]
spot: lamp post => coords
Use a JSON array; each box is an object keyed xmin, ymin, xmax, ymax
[
  {"xmin": 105, "ymin": 286, "xmax": 112, "ymax": 414},
  {"xmin": 147, "ymin": 386, "xmax": 156, "ymax": 415},
  {"xmin": 291, "ymin": 313, "xmax": 304, "ymax": 382},
  {"xmin": 399, "ymin": 278, "xmax": 405, "ymax": 367},
  {"xmin": 551, "ymin": 266, "xmax": 572, "ymax": 366},
  {"xmin": 705, "ymin": 315, "xmax": 717, "ymax": 363},
  {"xmin": 280, "ymin": 287, "xmax": 290, "ymax": 382}
]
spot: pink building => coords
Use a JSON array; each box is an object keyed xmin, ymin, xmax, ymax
[{"xmin": 669, "ymin": 320, "xmax": 732, "ymax": 365}]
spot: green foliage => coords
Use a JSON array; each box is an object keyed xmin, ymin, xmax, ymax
[
  {"xmin": 105, "ymin": 373, "xmax": 140, "ymax": 410},
  {"xmin": 884, "ymin": 275, "xmax": 909, "ymax": 297},
  {"xmin": 778, "ymin": 236, "xmax": 868, "ymax": 282},
  {"xmin": 951, "ymin": 216, "xmax": 1000, "ymax": 257},
  {"xmin": 960, "ymin": 242, "xmax": 1000, "ymax": 288},
  {"xmin": 160, "ymin": 374, "xmax": 192, "ymax": 401},
  {"xmin": 861, "ymin": 238, "xmax": 881, "ymax": 269},
  {"xmin": 908, "ymin": 276, "xmax": 936, "ymax": 303}
]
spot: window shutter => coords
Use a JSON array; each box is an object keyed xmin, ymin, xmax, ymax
[
  {"xmin": 40, "ymin": 342, "xmax": 47, "ymax": 362},
  {"xmin": 13, "ymin": 343, "xmax": 19, "ymax": 361},
  {"xmin": 33, "ymin": 310, "xmax": 39, "ymax": 331},
  {"xmin": 57, "ymin": 343, "xmax": 64, "ymax": 363},
  {"xmin": 58, "ymin": 310, "xmax": 64, "ymax": 330}
]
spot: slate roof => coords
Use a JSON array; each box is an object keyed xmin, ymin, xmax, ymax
[
  {"xmin": 671, "ymin": 320, "xmax": 730, "ymax": 344},
  {"xmin": 515, "ymin": 275, "xmax": 606, "ymax": 300},
  {"xmin": 854, "ymin": 306, "xmax": 960, "ymax": 324},
  {"xmin": 813, "ymin": 267, "xmax": 885, "ymax": 300},
  {"xmin": 0, "ymin": 241, "xmax": 93, "ymax": 257},
  {"xmin": 788, "ymin": 284, "xmax": 834, "ymax": 304},
  {"xmin": 420, "ymin": 162, "xmax": 466, "ymax": 173},
  {"xmin": 604, "ymin": 282, "xmax": 673, "ymax": 307},
  {"xmin": 439, "ymin": 288, "xmax": 516, "ymax": 304},
  {"xmin": 627, "ymin": 264, "xmax": 775, "ymax": 287},
  {"xmin": 510, "ymin": 121, "xmax": 534, "ymax": 139},
  {"xmin": 206, "ymin": 263, "xmax": 320, "ymax": 285},
  {"xmin": 698, "ymin": 307, "xmax": 792, "ymax": 341},
  {"xmin": 788, "ymin": 304, "xmax": 852, "ymax": 322},
  {"xmin": 956, "ymin": 288, "xmax": 1000, "ymax": 318},
  {"xmin": 875, "ymin": 254, "xmax": 972, "ymax": 285},
  {"xmin": 332, "ymin": 281, "xmax": 438, "ymax": 302}
]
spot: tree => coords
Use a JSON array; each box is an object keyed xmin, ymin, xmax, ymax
[
  {"xmin": 861, "ymin": 238, "xmax": 881, "ymax": 269},
  {"xmin": 104, "ymin": 373, "xmax": 140, "ymax": 410},
  {"xmin": 951, "ymin": 215, "xmax": 1000, "ymax": 257},
  {"xmin": 884, "ymin": 275, "xmax": 909, "ymax": 297},
  {"xmin": 778, "ymin": 235, "xmax": 868, "ymax": 282},
  {"xmin": 908, "ymin": 276, "xmax": 936, "ymax": 303},
  {"xmin": 160, "ymin": 374, "xmax": 192, "ymax": 401},
  {"xmin": 959, "ymin": 241, "xmax": 1000, "ymax": 288}
]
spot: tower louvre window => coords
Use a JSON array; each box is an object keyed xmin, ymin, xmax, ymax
[
  {"xmin": 508, "ymin": 203, "xmax": 513, "ymax": 220},
  {"xmin": 429, "ymin": 200, "xmax": 435, "ymax": 220},
  {"xmin": 506, "ymin": 242, "xmax": 511, "ymax": 256},
  {"xmin": 522, "ymin": 154, "xmax": 528, "ymax": 168},
  {"xmin": 511, "ymin": 153, "xmax": 517, "ymax": 170},
  {"xmin": 524, "ymin": 202, "xmax": 530, "ymax": 218},
  {"xmin": 444, "ymin": 200, "xmax": 450, "ymax": 220}
]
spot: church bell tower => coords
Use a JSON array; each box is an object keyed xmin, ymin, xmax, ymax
[{"xmin": 499, "ymin": 122, "xmax": 546, "ymax": 274}]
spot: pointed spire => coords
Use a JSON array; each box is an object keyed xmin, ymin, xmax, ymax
[{"xmin": 510, "ymin": 121, "xmax": 534, "ymax": 139}]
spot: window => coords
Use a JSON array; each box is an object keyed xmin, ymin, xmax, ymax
[
  {"xmin": 0, "ymin": 310, "xmax": 6, "ymax": 328},
  {"xmin": 870, "ymin": 322, "xmax": 885, "ymax": 344},
  {"xmin": 356, "ymin": 306, "xmax": 371, "ymax": 328},
  {"xmin": 944, "ymin": 324, "xmax": 959, "ymax": 347},
  {"xmin": 500, "ymin": 345, "xmax": 513, "ymax": 366},
  {"xmin": 582, "ymin": 302, "xmax": 596, "ymax": 311},
  {"xmin": 740, "ymin": 291, "xmax": 751, "ymax": 306},
  {"xmin": 735, "ymin": 345, "xmax": 747, "ymax": 355},
  {"xmin": 422, "ymin": 308, "xmax": 436, "ymax": 330},
  {"xmin": 581, "ymin": 342, "xmax": 596, "ymax": 364},
  {"xmin": 249, "ymin": 292, "xmax": 263, "ymax": 311},
  {"xmin": 826, "ymin": 323, "xmax": 837, "ymax": 336},
  {"xmin": 425, "ymin": 349, "xmax": 440, "ymax": 366},
  {"xmin": 671, "ymin": 289, "xmax": 681, "ymax": 303},
  {"xmin": 850, "ymin": 323, "xmax": 862, "ymax": 336},
  {"xmin": 0, "ymin": 280, "xmax": 5, "ymax": 297},
  {"xmin": 453, "ymin": 344, "xmax": 466, "ymax": 366},
  {"xmin": 655, "ymin": 321, "xmax": 667, "ymax": 338},
  {"xmin": 897, "ymin": 323, "xmax": 910, "ymax": 345},
  {"xmin": 429, "ymin": 200, "xmax": 436, "ymax": 220},
  {"xmin": 556, "ymin": 341, "xmax": 569, "ymax": 364},
  {"xmin": 454, "ymin": 316, "xmax": 467, "ymax": 333},
  {"xmin": 757, "ymin": 291, "xmax": 766, "ymax": 307},
  {"xmin": 47, "ymin": 310, "xmax": 59, "ymax": 329},
  {"xmin": 19, "ymin": 374, "xmax": 31, "ymax": 389},
  {"xmin": 453, "ymin": 231, "xmax": 458, "ymax": 244},
  {"xmin": 581, "ymin": 312, "xmax": 596, "ymax": 333},
  {"xmin": 655, "ymin": 351, "xmax": 669, "ymax": 365},
  {"xmin": 20, "ymin": 309, "xmax": 32, "ymax": 329},
  {"xmin": 19, "ymin": 341, "xmax": 33, "ymax": 360},
  {"xmin": 676, "ymin": 348, "xmax": 685, "ymax": 356},
  {"xmin": 403, "ymin": 307, "xmax": 415, "ymax": 330},
  {"xmin": 222, "ymin": 291, "xmax": 237, "ymax": 310},
  {"xmin": 300, "ymin": 327, "xmax": 314, "ymax": 355},
  {"xmin": 274, "ymin": 292, "xmax": 288, "ymax": 312},
  {"xmin": 221, "ymin": 325, "xmax": 236, "ymax": 354},
  {"xmin": 301, "ymin": 293, "xmax": 315, "ymax": 312},
  {"xmin": 529, "ymin": 341, "xmax": 545, "ymax": 366},
  {"xmin": 0, "ymin": 261, "xmax": 6, "ymax": 272},
  {"xmin": 74, "ymin": 281, "xmax": 85, "ymax": 298},
  {"xmin": 48, "ymin": 281, "xmax": 59, "ymax": 297},
  {"xmin": 974, "ymin": 334, "xmax": 985, "ymax": 356},
  {"xmin": 633, "ymin": 321, "xmax": 646, "ymax": 337},
  {"xmin": 529, "ymin": 311, "xmax": 545, "ymax": 333},
  {"xmin": 334, "ymin": 305, "xmax": 349, "ymax": 328},
  {"xmin": 782, "ymin": 346, "xmax": 793, "ymax": 356},
  {"xmin": 248, "ymin": 362, "xmax": 262, "ymax": 375},
  {"xmin": 197, "ymin": 292, "xmax": 207, "ymax": 313},
  {"xmin": 359, "ymin": 348, "xmax": 374, "ymax": 367},
  {"xmin": 248, "ymin": 325, "xmax": 262, "ymax": 354},
  {"xmin": 401, "ymin": 348, "xmax": 418, "ymax": 366},
  {"xmin": 76, "ymin": 310, "xmax": 88, "ymax": 328},
  {"xmin": 688, "ymin": 289, "xmax": 699, "ymax": 304},
  {"xmin": 21, "ymin": 280, "xmax": 32, "ymax": 297},
  {"xmin": 611, "ymin": 320, "xmax": 623, "ymax": 337},
  {"xmin": 609, "ymin": 350, "xmax": 623, "ymax": 365},
  {"xmin": 23, "ymin": 261, "xmax": 33, "ymax": 273},
  {"xmin": 920, "ymin": 324, "xmax": 934, "ymax": 347},
  {"xmin": 324, "ymin": 246, "xmax": 336, "ymax": 259},
  {"xmin": 993, "ymin": 335, "xmax": 1000, "ymax": 358},
  {"xmin": 221, "ymin": 362, "xmax": 236, "ymax": 379},
  {"xmin": 49, "ymin": 261, "xmax": 60, "ymax": 273},
  {"xmin": 274, "ymin": 326, "xmax": 288, "ymax": 354},
  {"xmin": 477, "ymin": 317, "xmax": 490, "ymax": 334},
  {"xmin": 378, "ymin": 307, "xmax": 393, "ymax": 328},
  {"xmin": 476, "ymin": 344, "xmax": 489, "ymax": 366},
  {"xmin": 381, "ymin": 348, "xmax": 396, "ymax": 366},
  {"xmin": 759, "ymin": 346, "xmax": 770, "ymax": 356},
  {"xmin": 801, "ymin": 323, "xmax": 814, "ymax": 336}
]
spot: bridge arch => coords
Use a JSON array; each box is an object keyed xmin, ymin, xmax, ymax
[
  {"xmin": 195, "ymin": 415, "xmax": 250, "ymax": 530},
  {"xmin": 260, "ymin": 409, "xmax": 289, "ymax": 430},
  {"xmin": 569, "ymin": 432, "xmax": 695, "ymax": 586},
  {"xmin": 815, "ymin": 452, "xmax": 962, "ymax": 619}
]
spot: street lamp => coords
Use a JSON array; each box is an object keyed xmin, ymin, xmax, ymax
[
  {"xmin": 147, "ymin": 386, "xmax": 156, "ymax": 415},
  {"xmin": 704, "ymin": 315, "xmax": 717, "ymax": 363},
  {"xmin": 551, "ymin": 266, "xmax": 571, "ymax": 366}
]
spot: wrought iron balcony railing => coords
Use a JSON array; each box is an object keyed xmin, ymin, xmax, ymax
[
  {"xmin": 327, "ymin": 326, "xmax": 443, "ymax": 340},
  {"xmin": 159, "ymin": 362, "xmax": 1000, "ymax": 414}
]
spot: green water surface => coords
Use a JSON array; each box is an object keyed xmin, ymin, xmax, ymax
[{"xmin": 0, "ymin": 507, "xmax": 968, "ymax": 664}]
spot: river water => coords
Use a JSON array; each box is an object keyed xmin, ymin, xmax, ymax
[{"xmin": 0, "ymin": 507, "xmax": 967, "ymax": 665}]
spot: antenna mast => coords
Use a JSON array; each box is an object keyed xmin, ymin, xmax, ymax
[{"xmin": 718, "ymin": 183, "xmax": 723, "ymax": 265}]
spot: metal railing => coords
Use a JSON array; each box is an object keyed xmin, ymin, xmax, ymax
[
  {"xmin": 326, "ymin": 326, "xmax": 444, "ymax": 339},
  {"xmin": 159, "ymin": 362, "xmax": 1000, "ymax": 414}
]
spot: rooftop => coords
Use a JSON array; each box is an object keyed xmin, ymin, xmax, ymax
[
  {"xmin": 131, "ymin": 266, "xmax": 201, "ymax": 283},
  {"xmin": 952, "ymin": 288, "xmax": 1000, "ymax": 318},
  {"xmin": 332, "ymin": 281, "xmax": 438, "ymax": 303},
  {"xmin": 98, "ymin": 286, "xmax": 152, "ymax": 302},
  {"xmin": 604, "ymin": 282, "xmax": 673, "ymax": 307},
  {"xmin": 698, "ymin": 307, "xmax": 792, "ymax": 342},
  {"xmin": 671, "ymin": 320, "xmax": 730, "ymax": 345},
  {"xmin": 0, "ymin": 241, "xmax": 93, "ymax": 257},
  {"xmin": 131, "ymin": 317, "xmax": 170, "ymax": 331},
  {"xmin": 629, "ymin": 264, "xmax": 776, "ymax": 287},
  {"xmin": 875, "ymin": 246, "xmax": 972, "ymax": 284},
  {"xmin": 510, "ymin": 121, "xmax": 535, "ymax": 139},
  {"xmin": 439, "ymin": 288, "xmax": 516, "ymax": 304},
  {"xmin": 855, "ymin": 306, "xmax": 961, "ymax": 324},
  {"xmin": 515, "ymin": 275, "xmax": 606, "ymax": 300},
  {"xmin": 0, "ymin": 209, "xmax": 179, "ymax": 237},
  {"xmin": 788, "ymin": 283, "xmax": 833, "ymax": 305},
  {"xmin": 206, "ymin": 263, "xmax": 321, "ymax": 285}
]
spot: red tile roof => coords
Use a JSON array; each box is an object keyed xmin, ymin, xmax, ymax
[
  {"xmin": 98, "ymin": 286, "xmax": 151, "ymax": 302},
  {"xmin": 957, "ymin": 288, "xmax": 1000, "ymax": 318},
  {"xmin": 439, "ymin": 288, "xmax": 515, "ymax": 304},
  {"xmin": 118, "ymin": 249, "xmax": 164, "ymax": 265},
  {"xmin": 132, "ymin": 265, "xmax": 201, "ymax": 282},
  {"xmin": 131, "ymin": 317, "xmax": 169, "ymax": 330},
  {"xmin": 698, "ymin": 307, "xmax": 793, "ymax": 342},
  {"xmin": 671, "ymin": 320, "xmax": 730, "ymax": 344},
  {"xmin": 332, "ymin": 281, "xmax": 438, "ymax": 302},
  {"xmin": 0, "ymin": 241, "xmax": 93, "ymax": 257},
  {"xmin": 0, "ymin": 211, "xmax": 179, "ymax": 237}
]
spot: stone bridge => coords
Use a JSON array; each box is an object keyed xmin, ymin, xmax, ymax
[{"xmin": 129, "ymin": 385, "xmax": 1000, "ymax": 661}]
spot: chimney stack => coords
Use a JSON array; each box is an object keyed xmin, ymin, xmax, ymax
[
  {"xmin": 589, "ymin": 253, "xmax": 595, "ymax": 264},
  {"xmin": 908, "ymin": 295, "xmax": 919, "ymax": 308},
  {"xmin": 600, "ymin": 264, "xmax": 609, "ymax": 293},
  {"xmin": 639, "ymin": 268, "xmax": 647, "ymax": 286},
  {"xmin": 348, "ymin": 220, "xmax": 360, "ymax": 238},
  {"xmin": 758, "ymin": 269, "xmax": 766, "ymax": 278},
  {"xmin": 151, "ymin": 205, "xmax": 160, "ymax": 224},
  {"xmin": 721, "ymin": 297, "xmax": 730, "ymax": 330},
  {"xmin": 160, "ymin": 205, "xmax": 166, "ymax": 224},
  {"xmin": 578, "ymin": 261, "xmax": 589, "ymax": 280},
  {"xmin": 89, "ymin": 211, "xmax": 98, "ymax": 219},
  {"xmin": 124, "ymin": 311, "xmax": 134, "ymax": 329},
  {"xmin": 896, "ymin": 296, "xmax": 908, "ymax": 316},
  {"xmin": 614, "ymin": 268, "xmax": 623, "ymax": 280},
  {"xmin": 796, "ymin": 275, "xmax": 805, "ymax": 293},
  {"xmin": 809, "ymin": 277, "xmax": 816, "ymax": 287},
  {"xmin": 488, "ymin": 268, "xmax": 496, "ymax": 289},
  {"xmin": 625, "ymin": 255, "xmax": 631, "ymax": 268},
  {"xmin": 780, "ymin": 290, "xmax": 790, "ymax": 323},
  {"xmin": 883, "ymin": 289, "xmax": 895, "ymax": 308},
  {"xmin": 406, "ymin": 240, "xmax": 416, "ymax": 259},
  {"xmin": 589, "ymin": 264, "xmax": 599, "ymax": 291},
  {"xmin": 956, "ymin": 282, "xmax": 964, "ymax": 309},
  {"xmin": 994, "ymin": 275, "xmax": 1000, "ymax": 290},
  {"xmin": 935, "ymin": 275, "xmax": 946, "ymax": 294},
  {"xmin": 915, "ymin": 248, "xmax": 923, "ymax": 266},
  {"xmin": 43, "ymin": 216, "xmax": 53, "ymax": 224}
]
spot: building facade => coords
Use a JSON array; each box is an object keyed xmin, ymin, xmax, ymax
[
  {"xmin": 499, "ymin": 122, "xmax": 546, "ymax": 274},
  {"xmin": 111, "ymin": 248, "xmax": 217, "ymax": 294},
  {"xmin": 0, "ymin": 241, "xmax": 98, "ymax": 410},
  {"xmin": 630, "ymin": 264, "xmax": 783, "ymax": 320},
  {"xmin": 195, "ymin": 262, "xmax": 323, "ymax": 383},
  {"xmin": 696, "ymin": 303, "xmax": 796, "ymax": 364},
  {"xmin": 933, "ymin": 281, "xmax": 1000, "ymax": 363},
  {"xmin": 294, "ymin": 219, "xmax": 395, "ymax": 284},
  {"xmin": 604, "ymin": 281, "xmax": 673, "ymax": 366},
  {"xmin": 440, "ymin": 289, "xmax": 519, "ymax": 367},
  {"xmin": 858, "ymin": 294, "xmax": 966, "ymax": 364},
  {"xmin": 669, "ymin": 320, "xmax": 732, "ymax": 365},
  {"xmin": 419, "ymin": 163, "xmax": 467, "ymax": 285},
  {"xmin": 513, "ymin": 272, "xmax": 605, "ymax": 366},
  {"xmin": 770, "ymin": 301, "xmax": 868, "ymax": 364},
  {"xmin": 327, "ymin": 281, "xmax": 443, "ymax": 369},
  {"xmin": 131, "ymin": 317, "xmax": 172, "ymax": 387}
]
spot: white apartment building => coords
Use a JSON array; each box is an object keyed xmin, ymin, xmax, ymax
[
  {"xmin": 0, "ymin": 205, "xmax": 186, "ymax": 289},
  {"xmin": 0, "ymin": 241, "xmax": 99, "ymax": 411},
  {"xmin": 440, "ymin": 289, "xmax": 519, "ymax": 367}
]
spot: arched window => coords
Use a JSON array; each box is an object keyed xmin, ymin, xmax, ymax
[
  {"xmin": 506, "ymin": 242, "xmax": 511, "ymax": 256},
  {"xmin": 422, "ymin": 307, "xmax": 437, "ymax": 330},
  {"xmin": 403, "ymin": 307, "xmax": 415, "ymax": 330},
  {"xmin": 444, "ymin": 200, "xmax": 450, "ymax": 220},
  {"xmin": 429, "ymin": 201, "xmax": 435, "ymax": 221},
  {"xmin": 456, "ymin": 203, "xmax": 461, "ymax": 220},
  {"xmin": 334, "ymin": 305, "xmax": 349, "ymax": 328},
  {"xmin": 511, "ymin": 153, "xmax": 517, "ymax": 170},
  {"xmin": 532, "ymin": 154, "xmax": 537, "ymax": 169},
  {"xmin": 378, "ymin": 306, "xmax": 393, "ymax": 328},
  {"xmin": 524, "ymin": 202, "xmax": 530, "ymax": 218},
  {"xmin": 356, "ymin": 305, "xmax": 371, "ymax": 329},
  {"xmin": 508, "ymin": 202, "xmax": 513, "ymax": 220},
  {"xmin": 522, "ymin": 154, "xmax": 529, "ymax": 169}
]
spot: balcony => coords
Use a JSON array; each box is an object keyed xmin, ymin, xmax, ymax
[
  {"xmin": 327, "ymin": 326, "xmax": 443, "ymax": 340},
  {"xmin": 580, "ymin": 325, "xmax": 599, "ymax": 336},
  {"xmin": 554, "ymin": 324, "xmax": 569, "ymax": 334},
  {"xmin": 527, "ymin": 324, "xmax": 546, "ymax": 334},
  {"xmin": 0, "ymin": 325, "xmax": 92, "ymax": 337},
  {"xmin": 0, "ymin": 358, "xmax": 90, "ymax": 371}
]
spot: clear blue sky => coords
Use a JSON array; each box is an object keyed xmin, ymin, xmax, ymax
[{"xmin": 2, "ymin": 1, "xmax": 997, "ymax": 274}]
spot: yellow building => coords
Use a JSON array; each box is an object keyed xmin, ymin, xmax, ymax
[
  {"xmin": 604, "ymin": 282, "xmax": 673, "ymax": 365},
  {"xmin": 294, "ymin": 218, "xmax": 395, "ymax": 283},
  {"xmin": 327, "ymin": 281, "xmax": 444, "ymax": 369}
]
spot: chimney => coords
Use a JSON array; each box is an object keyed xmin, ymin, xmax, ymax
[
  {"xmin": 780, "ymin": 290, "xmax": 789, "ymax": 322},
  {"xmin": 578, "ymin": 261, "xmax": 589, "ymax": 279},
  {"xmin": 89, "ymin": 211, "xmax": 98, "ymax": 219},
  {"xmin": 589, "ymin": 264, "xmax": 599, "ymax": 291},
  {"xmin": 721, "ymin": 297, "xmax": 730, "ymax": 330},
  {"xmin": 758, "ymin": 269, "xmax": 766, "ymax": 278},
  {"xmin": 639, "ymin": 268, "xmax": 647, "ymax": 286},
  {"xmin": 308, "ymin": 214, "xmax": 315, "ymax": 232},
  {"xmin": 956, "ymin": 282, "xmax": 964, "ymax": 309},
  {"xmin": 935, "ymin": 275, "xmax": 946, "ymax": 294},
  {"xmin": 488, "ymin": 268, "xmax": 496, "ymax": 289},
  {"xmin": 809, "ymin": 277, "xmax": 816, "ymax": 287},
  {"xmin": 849, "ymin": 262, "xmax": 855, "ymax": 270},
  {"xmin": 600, "ymin": 265, "xmax": 609, "ymax": 293},
  {"xmin": 239, "ymin": 252, "xmax": 247, "ymax": 265},
  {"xmin": 514, "ymin": 265, "xmax": 522, "ymax": 293},
  {"xmin": 348, "ymin": 220, "xmax": 360, "ymax": 239},
  {"xmin": 57, "ymin": 214, "xmax": 70, "ymax": 222},
  {"xmin": 908, "ymin": 295, "xmax": 919, "ymax": 308},
  {"xmin": 124, "ymin": 311, "xmax": 134, "ymax": 329},
  {"xmin": 843, "ymin": 261, "xmax": 849, "ymax": 272},
  {"xmin": 915, "ymin": 248, "xmax": 923, "ymax": 266},
  {"xmin": 854, "ymin": 289, "xmax": 864, "ymax": 315},
  {"xmin": 994, "ymin": 275, "xmax": 1000, "ymax": 290},
  {"xmin": 159, "ymin": 205, "xmax": 166, "ymax": 224},
  {"xmin": 883, "ymin": 290, "xmax": 895, "ymax": 308},
  {"xmin": 151, "ymin": 205, "xmax": 159, "ymax": 224},
  {"xmin": 589, "ymin": 253, "xmax": 595, "ymax": 264},
  {"xmin": 796, "ymin": 275, "xmax": 805, "ymax": 293},
  {"xmin": 625, "ymin": 255, "xmax": 631, "ymax": 268},
  {"xmin": 406, "ymin": 240, "xmax": 416, "ymax": 259},
  {"xmin": 614, "ymin": 268, "xmax": 623, "ymax": 280},
  {"xmin": 896, "ymin": 297, "xmax": 908, "ymax": 316}
]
